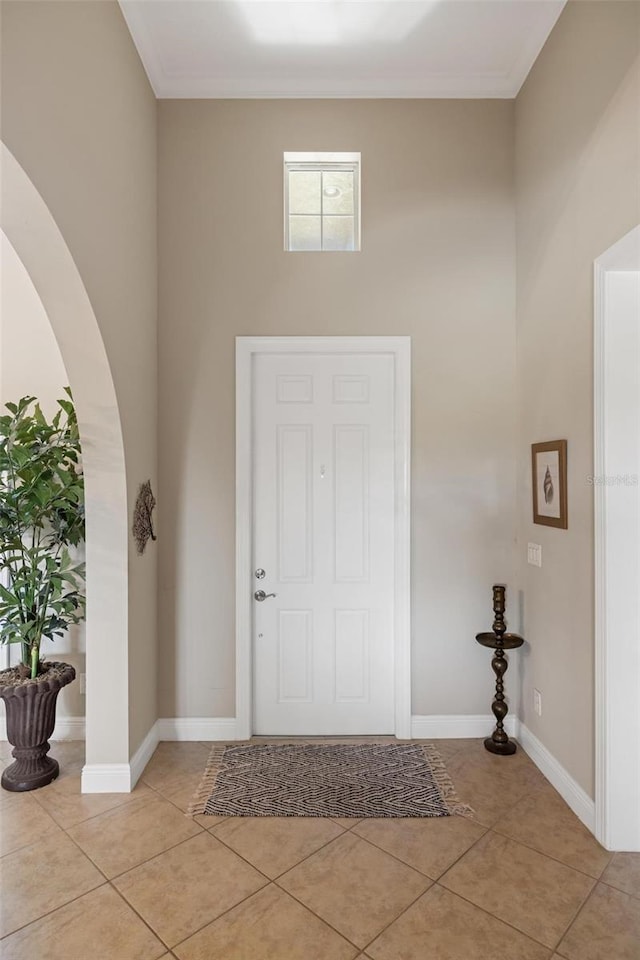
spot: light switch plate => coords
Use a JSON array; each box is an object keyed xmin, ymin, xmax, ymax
[
  {"xmin": 534, "ymin": 689, "xmax": 542, "ymax": 716},
  {"xmin": 527, "ymin": 542, "xmax": 542, "ymax": 567}
]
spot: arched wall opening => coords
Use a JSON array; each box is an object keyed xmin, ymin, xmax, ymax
[
  {"xmin": 1, "ymin": 143, "xmax": 131, "ymax": 792},
  {"xmin": 0, "ymin": 231, "xmax": 87, "ymax": 731}
]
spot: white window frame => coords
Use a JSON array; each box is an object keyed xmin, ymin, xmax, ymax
[{"xmin": 284, "ymin": 151, "xmax": 361, "ymax": 252}]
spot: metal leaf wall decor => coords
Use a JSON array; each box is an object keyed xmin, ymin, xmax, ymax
[{"xmin": 132, "ymin": 480, "xmax": 157, "ymax": 555}]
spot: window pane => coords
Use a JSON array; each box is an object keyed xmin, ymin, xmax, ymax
[
  {"xmin": 322, "ymin": 171, "xmax": 354, "ymax": 216},
  {"xmin": 289, "ymin": 215, "xmax": 322, "ymax": 251},
  {"xmin": 323, "ymin": 216, "xmax": 355, "ymax": 251},
  {"xmin": 289, "ymin": 171, "xmax": 321, "ymax": 215}
]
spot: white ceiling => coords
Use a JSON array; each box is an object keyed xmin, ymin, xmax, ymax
[{"xmin": 120, "ymin": 0, "xmax": 566, "ymax": 99}]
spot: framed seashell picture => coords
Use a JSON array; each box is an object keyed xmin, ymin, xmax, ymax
[{"xmin": 531, "ymin": 440, "xmax": 568, "ymax": 528}]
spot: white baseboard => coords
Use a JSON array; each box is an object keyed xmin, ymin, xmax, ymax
[
  {"xmin": 0, "ymin": 715, "xmax": 85, "ymax": 741},
  {"xmin": 129, "ymin": 720, "xmax": 160, "ymax": 788},
  {"xmin": 410, "ymin": 714, "xmax": 518, "ymax": 740},
  {"xmin": 81, "ymin": 720, "xmax": 160, "ymax": 794},
  {"xmin": 156, "ymin": 717, "xmax": 239, "ymax": 741},
  {"xmin": 80, "ymin": 718, "xmax": 237, "ymax": 793},
  {"xmin": 81, "ymin": 763, "xmax": 132, "ymax": 793},
  {"xmin": 518, "ymin": 722, "xmax": 595, "ymax": 832}
]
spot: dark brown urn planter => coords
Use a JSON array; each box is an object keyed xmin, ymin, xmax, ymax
[{"xmin": 0, "ymin": 661, "xmax": 75, "ymax": 792}]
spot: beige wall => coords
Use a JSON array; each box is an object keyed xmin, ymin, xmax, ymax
[
  {"xmin": 515, "ymin": 0, "xmax": 640, "ymax": 795},
  {"xmin": 4, "ymin": 0, "xmax": 631, "ymax": 789},
  {"xmin": 158, "ymin": 99, "xmax": 517, "ymax": 721},
  {"xmin": 1, "ymin": 1, "xmax": 158, "ymax": 756},
  {"xmin": 0, "ymin": 233, "xmax": 85, "ymax": 720}
]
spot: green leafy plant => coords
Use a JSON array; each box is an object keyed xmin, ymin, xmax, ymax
[{"xmin": 0, "ymin": 391, "xmax": 85, "ymax": 679}]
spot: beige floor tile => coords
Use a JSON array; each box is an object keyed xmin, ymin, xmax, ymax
[
  {"xmin": 455, "ymin": 741, "xmax": 546, "ymax": 790},
  {"xmin": 160, "ymin": 772, "xmax": 208, "ymax": 812},
  {"xmin": 277, "ymin": 831, "xmax": 430, "ymax": 948},
  {"xmin": 428, "ymin": 739, "xmax": 483, "ymax": 761},
  {"xmin": 0, "ymin": 884, "xmax": 166, "ymax": 960},
  {"xmin": 367, "ymin": 884, "xmax": 551, "ymax": 960},
  {"xmin": 0, "ymin": 793, "xmax": 59, "ymax": 857},
  {"xmin": 440, "ymin": 831, "xmax": 595, "ymax": 949},
  {"xmin": 45, "ymin": 740, "xmax": 86, "ymax": 781},
  {"xmin": 158, "ymin": 772, "xmax": 229, "ymax": 827},
  {"xmin": 494, "ymin": 784, "xmax": 612, "ymax": 878},
  {"xmin": 601, "ymin": 851, "xmax": 640, "ymax": 899},
  {"xmin": 197, "ymin": 813, "xmax": 228, "ymax": 828},
  {"xmin": 1, "ymin": 740, "xmax": 85, "ymax": 783},
  {"xmin": 32, "ymin": 774, "xmax": 155, "ymax": 829},
  {"xmin": 455, "ymin": 740, "xmax": 544, "ymax": 780},
  {"xmin": 174, "ymin": 883, "xmax": 358, "ymax": 960},
  {"xmin": 140, "ymin": 742, "xmax": 211, "ymax": 795},
  {"xmin": 353, "ymin": 815, "xmax": 487, "ymax": 879},
  {"xmin": 211, "ymin": 815, "xmax": 344, "ymax": 879},
  {"xmin": 332, "ymin": 817, "xmax": 363, "ymax": 828},
  {"xmin": 68, "ymin": 796, "xmax": 202, "ymax": 878},
  {"xmin": 556, "ymin": 883, "xmax": 640, "ymax": 960},
  {"xmin": 114, "ymin": 831, "xmax": 268, "ymax": 947},
  {"xmin": 0, "ymin": 831, "xmax": 104, "ymax": 937},
  {"xmin": 444, "ymin": 752, "xmax": 541, "ymax": 827}
]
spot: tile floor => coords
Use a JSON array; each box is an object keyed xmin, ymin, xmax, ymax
[{"xmin": 0, "ymin": 738, "xmax": 638, "ymax": 959}]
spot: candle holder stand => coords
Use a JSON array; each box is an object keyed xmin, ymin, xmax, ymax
[{"xmin": 476, "ymin": 584, "xmax": 524, "ymax": 755}]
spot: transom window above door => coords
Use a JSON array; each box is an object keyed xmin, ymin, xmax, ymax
[{"xmin": 284, "ymin": 152, "xmax": 361, "ymax": 252}]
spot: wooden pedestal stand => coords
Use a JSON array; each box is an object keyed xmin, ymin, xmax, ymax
[{"xmin": 476, "ymin": 584, "xmax": 524, "ymax": 755}]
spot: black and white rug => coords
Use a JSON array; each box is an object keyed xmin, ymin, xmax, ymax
[{"xmin": 189, "ymin": 742, "xmax": 472, "ymax": 819}]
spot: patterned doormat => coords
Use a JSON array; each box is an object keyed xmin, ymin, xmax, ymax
[{"xmin": 189, "ymin": 742, "xmax": 472, "ymax": 819}]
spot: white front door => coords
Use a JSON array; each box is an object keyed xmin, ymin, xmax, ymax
[{"xmin": 252, "ymin": 351, "xmax": 396, "ymax": 734}]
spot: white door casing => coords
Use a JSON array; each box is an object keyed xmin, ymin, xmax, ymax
[{"xmin": 236, "ymin": 337, "xmax": 411, "ymax": 739}]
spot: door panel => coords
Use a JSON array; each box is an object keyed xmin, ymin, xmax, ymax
[{"xmin": 253, "ymin": 352, "xmax": 394, "ymax": 735}]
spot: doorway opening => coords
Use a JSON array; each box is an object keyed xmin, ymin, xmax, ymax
[
  {"xmin": 594, "ymin": 223, "xmax": 640, "ymax": 851},
  {"xmin": 236, "ymin": 337, "xmax": 411, "ymax": 740}
]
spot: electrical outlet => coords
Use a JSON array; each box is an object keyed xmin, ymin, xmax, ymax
[
  {"xmin": 528, "ymin": 543, "xmax": 542, "ymax": 567},
  {"xmin": 79, "ymin": 673, "xmax": 86, "ymax": 695},
  {"xmin": 534, "ymin": 688, "xmax": 542, "ymax": 716}
]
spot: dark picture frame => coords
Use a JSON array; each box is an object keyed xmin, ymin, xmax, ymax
[{"xmin": 531, "ymin": 440, "xmax": 568, "ymax": 529}]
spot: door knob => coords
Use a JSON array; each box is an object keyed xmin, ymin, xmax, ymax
[{"xmin": 254, "ymin": 590, "xmax": 277, "ymax": 602}]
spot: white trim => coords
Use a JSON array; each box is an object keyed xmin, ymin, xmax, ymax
[
  {"xmin": 519, "ymin": 723, "xmax": 595, "ymax": 833},
  {"xmin": 236, "ymin": 336, "xmax": 412, "ymax": 740},
  {"xmin": 51, "ymin": 717, "xmax": 86, "ymax": 741},
  {"xmin": 283, "ymin": 153, "xmax": 361, "ymax": 253},
  {"xmin": 156, "ymin": 717, "xmax": 239, "ymax": 741},
  {"xmin": 119, "ymin": 0, "xmax": 566, "ymax": 101},
  {"xmin": 79, "ymin": 718, "xmax": 239, "ymax": 793},
  {"xmin": 81, "ymin": 763, "xmax": 132, "ymax": 794},
  {"xmin": 284, "ymin": 152, "xmax": 360, "ymax": 164},
  {"xmin": 129, "ymin": 721, "xmax": 160, "ymax": 789},
  {"xmin": 0, "ymin": 715, "xmax": 86, "ymax": 742},
  {"xmin": 411, "ymin": 714, "xmax": 518, "ymax": 740},
  {"xmin": 1, "ymin": 144, "xmax": 130, "ymax": 782},
  {"xmin": 81, "ymin": 721, "xmax": 160, "ymax": 793},
  {"xmin": 594, "ymin": 225, "xmax": 640, "ymax": 851},
  {"xmin": 594, "ymin": 257, "xmax": 608, "ymax": 847}
]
